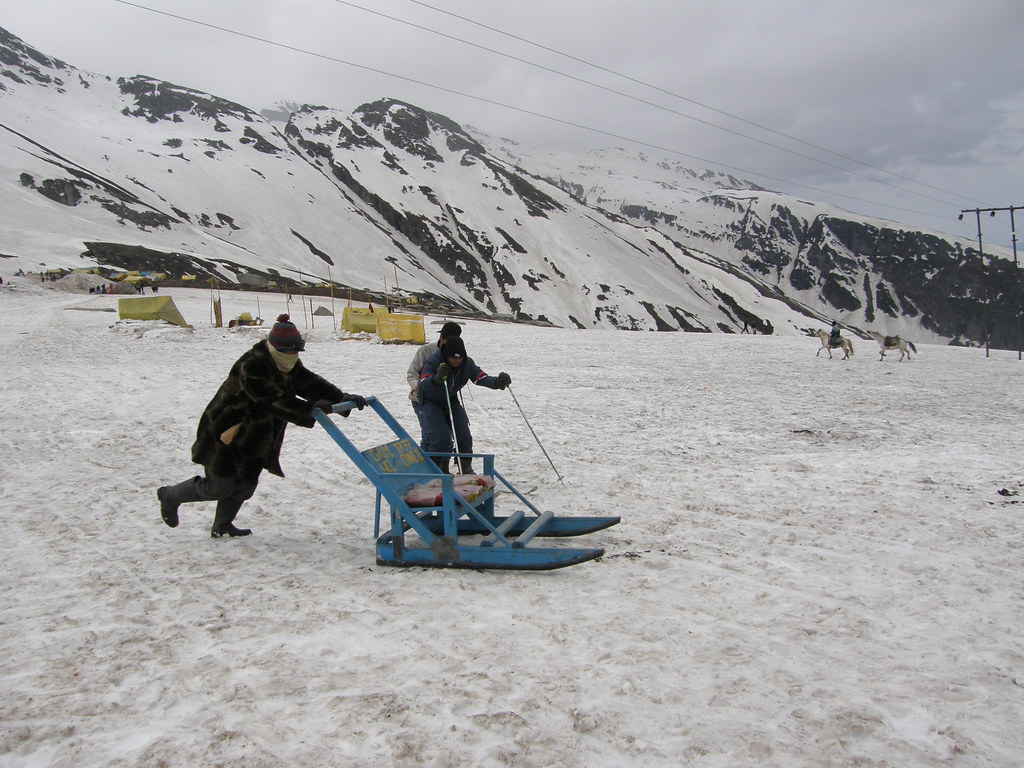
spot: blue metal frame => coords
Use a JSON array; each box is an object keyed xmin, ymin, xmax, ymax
[{"xmin": 313, "ymin": 397, "xmax": 619, "ymax": 570}]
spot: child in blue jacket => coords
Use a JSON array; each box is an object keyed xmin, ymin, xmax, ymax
[{"xmin": 418, "ymin": 335, "xmax": 510, "ymax": 473}]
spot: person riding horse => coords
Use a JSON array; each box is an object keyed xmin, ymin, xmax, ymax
[{"xmin": 829, "ymin": 321, "xmax": 842, "ymax": 346}]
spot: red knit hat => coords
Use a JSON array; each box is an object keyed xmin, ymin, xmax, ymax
[{"xmin": 267, "ymin": 314, "xmax": 305, "ymax": 352}]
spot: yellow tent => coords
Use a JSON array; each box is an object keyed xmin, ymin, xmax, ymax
[
  {"xmin": 378, "ymin": 315, "xmax": 425, "ymax": 344},
  {"xmin": 117, "ymin": 296, "xmax": 190, "ymax": 328},
  {"xmin": 341, "ymin": 306, "xmax": 388, "ymax": 333}
]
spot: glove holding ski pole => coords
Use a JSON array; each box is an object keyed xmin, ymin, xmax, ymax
[
  {"xmin": 496, "ymin": 372, "xmax": 511, "ymax": 390},
  {"xmin": 433, "ymin": 363, "xmax": 450, "ymax": 383}
]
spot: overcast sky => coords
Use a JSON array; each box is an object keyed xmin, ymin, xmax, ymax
[{"xmin": 3, "ymin": 0, "xmax": 1022, "ymax": 250}]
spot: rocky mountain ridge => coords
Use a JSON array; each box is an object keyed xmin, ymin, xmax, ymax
[
  {"xmin": 1, "ymin": 27, "xmax": 1016, "ymax": 346},
  {"xmin": 473, "ymin": 135, "xmax": 1018, "ymax": 347}
]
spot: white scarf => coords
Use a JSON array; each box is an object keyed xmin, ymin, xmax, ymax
[{"xmin": 267, "ymin": 340, "xmax": 299, "ymax": 373}]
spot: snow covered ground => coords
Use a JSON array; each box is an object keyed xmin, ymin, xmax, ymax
[{"xmin": 1, "ymin": 281, "xmax": 1022, "ymax": 767}]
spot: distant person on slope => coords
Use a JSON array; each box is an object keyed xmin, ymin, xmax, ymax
[
  {"xmin": 418, "ymin": 335, "xmax": 510, "ymax": 474},
  {"xmin": 157, "ymin": 314, "xmax": 366, "ymax": 538},
  {"xmin": 406, "ymin": 321, "xmax": 462, "ymax": 449},
  {"xmin": 829, "ymin": 320, "xmax": 842, "ymax": 347}
]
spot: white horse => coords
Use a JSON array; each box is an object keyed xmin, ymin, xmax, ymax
[
  {"xmin": 870, "ymin": 332, "xmax": 917, "ymax": 361},
  {"xmin": 815, "ymin": 330, "xmax": 854, "ymax": 359}
]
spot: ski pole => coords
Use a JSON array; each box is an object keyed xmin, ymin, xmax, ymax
[
  {"xmin": 507, "ymin": 386, "xmax": 565, "ymax": 486},
  {"xmin": 443, "ymin": 378, "xmax": 461, "ymax": 462}
]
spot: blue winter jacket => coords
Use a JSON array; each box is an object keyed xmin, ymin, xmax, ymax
[{"xmin": 418, "ymin": 348, "xmax": 500, "ymax": 404}]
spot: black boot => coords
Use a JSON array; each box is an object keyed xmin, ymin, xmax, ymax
[
  {"xmin": 458, "ymin": 458, "xmax": 474, "ymax": 475},
  {"xmin": 211, "ymin": 523, "xmax": 252, "ymax": 538},
  {"xmin": 431, "ymin": 455, "xmax": 451, "ymax": 474},
  {"xmin": 210, "ymin": 498, "xmax": 251, "ymax": 538},
  {"xmin": 156, "ymin": 477, "xmax": 202, "ymax": 528}
]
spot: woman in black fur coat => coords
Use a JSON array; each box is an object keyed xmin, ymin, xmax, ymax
[{"xmin": 157, "ymin": 315, "xmax": 365, "ymax": 538}]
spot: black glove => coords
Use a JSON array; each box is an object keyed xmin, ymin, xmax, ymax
[
  {"xmin": 433, "ymin": 363, "xmax": 450, "ymax": 383},
  {"xmin": 312, "ymin": 399, "xmax": 334, "ymax": 415},
  {"xmin": 496, "ymin": 372, "xmax": 511, "ymax": 390},
  {"xmin": 348, "ymin": 394, "xmax": 367, "ymax": 410}
]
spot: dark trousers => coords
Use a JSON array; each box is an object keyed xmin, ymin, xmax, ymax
[
  {"xmin": 412, "ymin": 400, "xmax": 429, "ymax": 450},
  {"xmin": 166, "ymin": 470, "xmax": 260, "ymax": 529},
  {"xmin": 421, "ymin": 399, "xmax": 472, "ymax": 456}
]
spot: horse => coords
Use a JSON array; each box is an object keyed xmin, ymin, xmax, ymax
[
  {"xmin": 815, "ymin": 329, "xmax": 854, "ymax": 359},
  {"xmin": 870, "ymin": 331, "xmax": 917, "ymax": 361}
]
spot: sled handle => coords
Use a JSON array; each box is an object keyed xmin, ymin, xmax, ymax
[{"xmin": 329, "ymin": 396, "xmax": 378, "ymax": 415}]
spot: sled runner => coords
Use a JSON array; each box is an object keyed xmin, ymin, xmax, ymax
[{"xmin": 313, "ymin": 397, "xmax": 619, "ymax": 570}]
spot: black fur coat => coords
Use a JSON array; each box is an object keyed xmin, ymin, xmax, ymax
[{"xmin": 191, "ymin": 341, "xmax": 347, "ymax": 480}]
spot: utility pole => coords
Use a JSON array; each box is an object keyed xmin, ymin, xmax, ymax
[{"xmin": 959, "ymin": 205, "xmax": 1023, "ymax": 359}]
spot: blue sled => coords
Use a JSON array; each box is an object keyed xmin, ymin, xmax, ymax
[{"xmin": 314, "ymin": 397, "xmax": 619, "ymax": 570}]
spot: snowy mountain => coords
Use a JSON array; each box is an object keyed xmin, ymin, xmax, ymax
[
  {"xmin": 0, "ymin": 27, "xmax": 1014, "ymax": 345},
  {"xmin": 473, "ymin": 135, "xmax": 1019, "ymax": 348}
]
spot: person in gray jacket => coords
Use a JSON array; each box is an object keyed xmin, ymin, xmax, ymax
[{"xmin": 406, "ymin": 321, "xmax": 461, "ymax": 449}]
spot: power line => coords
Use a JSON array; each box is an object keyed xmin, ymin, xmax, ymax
[
  {"xmin": 405, "ymin": 0, "xmax": 984, "ymax": 207},
  {"xmin": 332, "ymin": 0, "xmax": 961, "ymax": 209},
  {"xmin": 959, "ymin": 205, "xmax": 1022, "ymax": 264},
  {"xmin": 107, "ymin": 0, "xmax": 952, "ymax": 221}
]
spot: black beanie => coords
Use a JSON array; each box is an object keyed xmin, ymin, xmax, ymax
[{"xmin": 444, "ymin": 336, "xmax": 466, "ymax": 360}]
